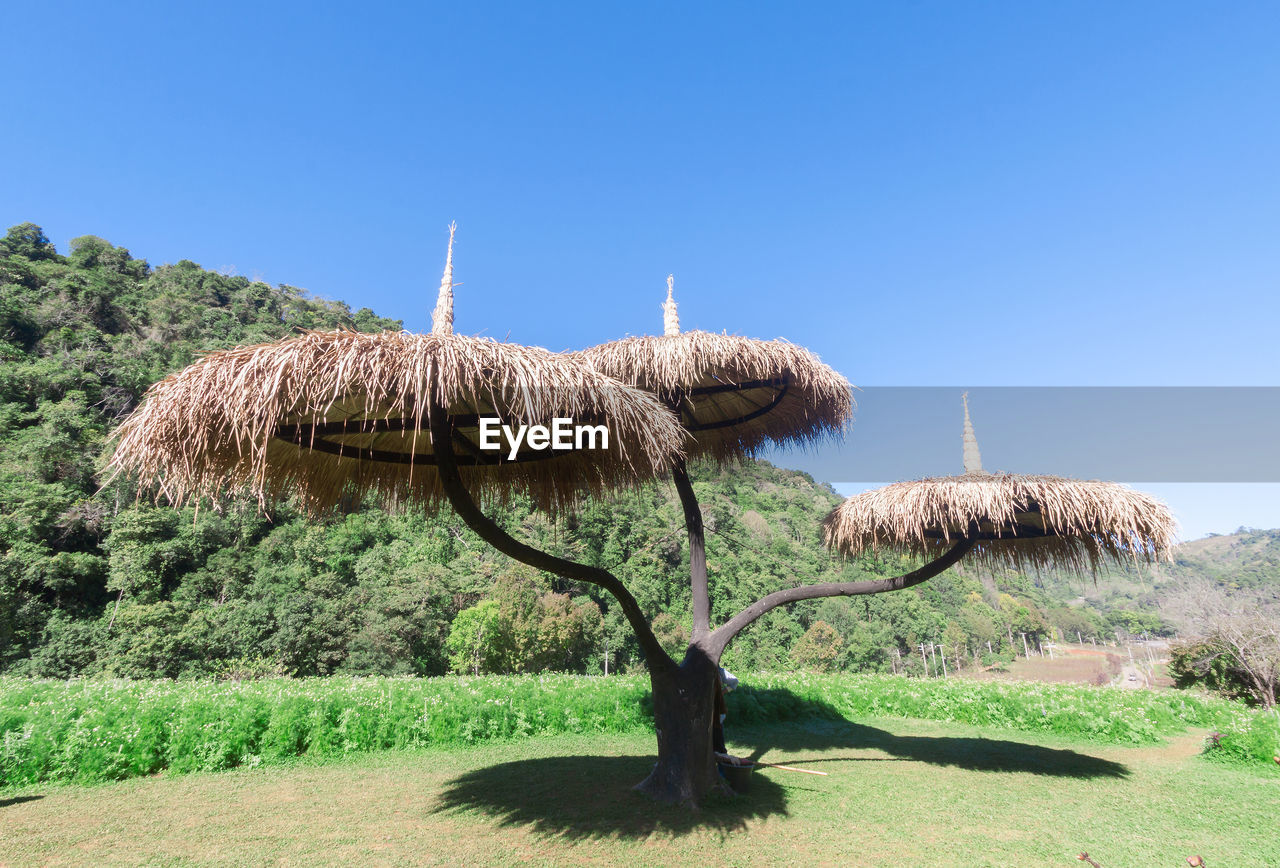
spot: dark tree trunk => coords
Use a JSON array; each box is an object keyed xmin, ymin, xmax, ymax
[
  {"xmin": 425, "ymin": 392, "xmax": 978, "ymax": 806},
  {"xmin": 633, "ymin": 645, "xmax": 730, "ymax": 806}
]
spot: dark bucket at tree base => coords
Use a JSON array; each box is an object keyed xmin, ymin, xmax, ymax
[{"xmin": 718, "ymin": 762, "xmax": 754, "ymax": 793}]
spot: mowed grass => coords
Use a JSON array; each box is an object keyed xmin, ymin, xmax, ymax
[{"xmin": 2, "ymin": 716, "xmax": 1277, "ymax": 867}]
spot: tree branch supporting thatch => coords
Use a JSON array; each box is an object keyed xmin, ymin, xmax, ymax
[
  {"xmin": 707, "ymin": 540, "xmax": 976, "ymax": 658},
  {"xmin": 427, "ymin": 391, "xmax": 677, "ymax": 673},
  {"xmin": 671, "ymin": 459, "xmax": 710, "ymax": 641}
]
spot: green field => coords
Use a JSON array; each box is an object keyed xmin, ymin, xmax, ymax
[
  {"xmin": 3, "ymin": 717, "xmax": 1278, "ymax": 867},
  {"xmin": 3, "ymin": 674, "xmax": 1278, "ymax": 865},
  {"xmin": 4, "ymin": 673, "xmax": 1277, "ymax": 789}
]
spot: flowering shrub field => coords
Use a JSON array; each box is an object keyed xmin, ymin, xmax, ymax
[
  {"xmin": 0, "ymin": 675, "xmax": 653, "ymax": 787},
  {"xmin": 2, "ymin": 673, "xmax": 1274, "ymax": 787},
  {"xmin": 742, "ymin": 673, "xmax": 1245, "ymax": 743}
]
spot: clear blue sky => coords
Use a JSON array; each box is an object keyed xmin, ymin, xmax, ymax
[{"xmin": 5, "ymin": 2, "xmax": 1278, "ymax": 536}]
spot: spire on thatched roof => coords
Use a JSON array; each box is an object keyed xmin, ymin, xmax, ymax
[
  {"xmin": 662, "ymin": 274, "xmax": 680, "ymax": 336},
  {"xmin": 573, "ymin": 277, "xmax": 853, "ymax": 460},
  {"xmin": 108, "ymin": 227, "xmax": 686, "ymax": 515},
  {"xmin": 821, "ymin": 394, "xmax": 1176, "ymax": 576},
  {"xmin": 431, "ymin": 222, "xmax": 456, "ymax": 336},
  {"xmin": 962, "ymin": 392, "xmax": 988, "ymax": 475}
]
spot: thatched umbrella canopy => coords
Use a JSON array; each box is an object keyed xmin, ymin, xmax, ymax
[
  {"xmin": 572, "ymin": 276, "xmax": 853, "ymax": 459},
  {"xmin": 823, "ymin": 394, "xmax": 1176, "ymax": 576},
  {"xmin": 108, "ymin": 226, "xmax": 685, "ymax": 514}
]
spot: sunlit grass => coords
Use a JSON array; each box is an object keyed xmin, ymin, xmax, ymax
[{"xmin": 3, "ymin": 719, "xmax": 1277, "ymax": 867}]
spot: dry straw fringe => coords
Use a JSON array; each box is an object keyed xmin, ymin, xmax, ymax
[
  {"xmin": 574, "ymin": 330, "xmax": 854, "ymax": 460},
  {"xmin": 107, "ymin": 329, "xmax": 688, "ymax": 515},
  {"xmin": 822, "ymin": 473, "xmax": 1176, "ymax": 577}
]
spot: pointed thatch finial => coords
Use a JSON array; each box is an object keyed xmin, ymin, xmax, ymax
[
  {"xmin": 962, "ymin": 392, "xmax": 988, "ymax": 475},
  {"xmin": 662, "ymin": 274, "xmax": 680, "ymax": 336},
  {"xmin": 431, "ymin": 222, "xmax": 457, "ymax": 336}
]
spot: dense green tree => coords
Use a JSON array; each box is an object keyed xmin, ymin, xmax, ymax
[
  {"xmin": 1168, "ymin": 638, "xmax": 1257, "ymax": 704},
  {"xmin": 1, "ymin": 223, "xmax": 57, "ymax": 261},
  {"xmin": 790, "ymin": 620, "xmax": 843, "ymax": 671},
  {"xmin": 447, "ymin": 600, "xmax": 507, "ymax": 675}
]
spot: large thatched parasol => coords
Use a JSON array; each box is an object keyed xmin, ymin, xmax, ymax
[
  {"xmin": 108, "ymin": 226, "xmax": 686, "ymax": 514},
  {"xmin": 570, "ymin": 276, "xmax": 855, "ymax": 650},
  {"xmin": 572, "ymin": 276, "xmax": 854, "ymax": 460},
  {"xmin": 561, "ymin": 275, "xmax": 858, "ymax": 805},
  {"xmin": 822, "ymin": 394, "xmax": 1176, "ymax": 576}
]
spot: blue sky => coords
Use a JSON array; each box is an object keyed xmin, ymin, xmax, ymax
[{"xmin": 5, "ymin": 2, "xmax": 1277, "ymax": 537}]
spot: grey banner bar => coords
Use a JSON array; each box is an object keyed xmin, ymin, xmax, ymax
[{"xmin": 769, "ymin": 387, "xmax": 1280, "ymax": 483}]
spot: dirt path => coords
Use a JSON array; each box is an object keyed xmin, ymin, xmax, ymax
[{"xmin": 1118, "ymin": 662, "xmax": 1147, "ymax": 688}]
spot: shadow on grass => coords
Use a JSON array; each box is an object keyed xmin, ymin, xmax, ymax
[
  {"xmin": 733, "ymin": 719, "xmax": 1130, "ymax": 779},
  {"xmin": 0, "ymin": 795, "xmax": 44, "ymax": 808},
  {"xmin": 434, "ymin": 753, "xmax": 789, "ymax": 839},
  {"xmin": 730, "ymin": 686, "xmax": 1129, "ymax": 779},
  {"xmin": 435, "ymin": 694, "xmax": 1129, "ymax": 839}
]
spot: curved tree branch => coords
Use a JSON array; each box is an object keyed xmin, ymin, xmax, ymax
[
  {"xmin": 672, "ymin": 459, "xmax": 711, "ymax": 642},
  {"xmin": 427, "ymin": 393, "xmax": 677, "ymax": 673},
  {"xmin": 708, "ymin": 540, "xmax": 976, "ymax": 658}
]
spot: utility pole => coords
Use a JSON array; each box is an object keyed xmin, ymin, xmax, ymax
[
  {"xmin": 1077, "ymin": 630, "xmax": 1083, "ymax": 645},
  {"xmin": 1021, "ymin": 632, "xmax": 1030, "ymax": 658},
  {"xmin": 920, "ymin": 643, "xmax": 929, "ymax": 677},
  {"xmin": 940, "ymin": 647, "xmax": 949, "ymax": 678},
  {"xmin": 929, "ymin": 642, "xmax": 938, "ymax": 674},
  {"xmin": 603, "ymin": 637, "xmax": 610, "ymax": 676}
]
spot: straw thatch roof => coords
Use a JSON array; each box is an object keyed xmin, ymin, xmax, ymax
[
  {"xmin": 109, "ymin": 228, "xmax": 686, "ymax": 514},
  {"xmin": 823, "ymin": 473, "xmax": 1176, "ymax": 576},
  {"xmin": 108, "ymin": 329, "xmax": 687, "ymax": 514},
  {"xmin": 572, "ymin": 279, "xmax": 853, "ymax": 460},
  {"xmin": 824, "ymin": 395, "xmax": 1175, "ymax": 575}
]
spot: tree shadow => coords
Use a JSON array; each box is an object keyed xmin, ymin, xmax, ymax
[
  {"xmin": 0, "ymin": 795, "xmax": 44, "ymax": 808},
  {"xmin": 433, "ymin": 753, "xmax": 789, "ymax": 840},
  {"xmin": 730, "ymin": 686, "xmax": 1129, "ymax": 778},
  {"xmin": 732, "ymin": 718, "xmax": 1130, "ymax": 779},
  {"xmin": 433, "ymin": 686, "xmax": 1129, "ymax": 839}
]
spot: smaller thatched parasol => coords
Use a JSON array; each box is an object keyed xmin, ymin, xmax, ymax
[
  {"xmin": 573, "ymin": 275, "xmax": 854, "ymax": 460},
  {"xmin": 108, "ymin": 226, "xmax": 686, "ymax": 514},
  {"xmin": 822, "ymin": 394, "xmax": 1176, "ymax": 576}
]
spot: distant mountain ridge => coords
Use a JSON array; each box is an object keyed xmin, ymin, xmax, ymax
[{"xmin": 1165, "ymin": 529, "xmax": 1280, "ymax": 589}]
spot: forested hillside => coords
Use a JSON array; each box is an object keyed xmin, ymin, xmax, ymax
[
  {"xmin": 1, "ymin": 222, "xmax": 1270, "ymax": 680},
  {"xmin": 1027, "ymin": 528, "xmax": 1280, "ymax": 640}
]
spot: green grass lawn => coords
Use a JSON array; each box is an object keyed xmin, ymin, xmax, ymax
[{"xmin": 3, "ymin": 716, "xmax": 1276, "ymax": 867}]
